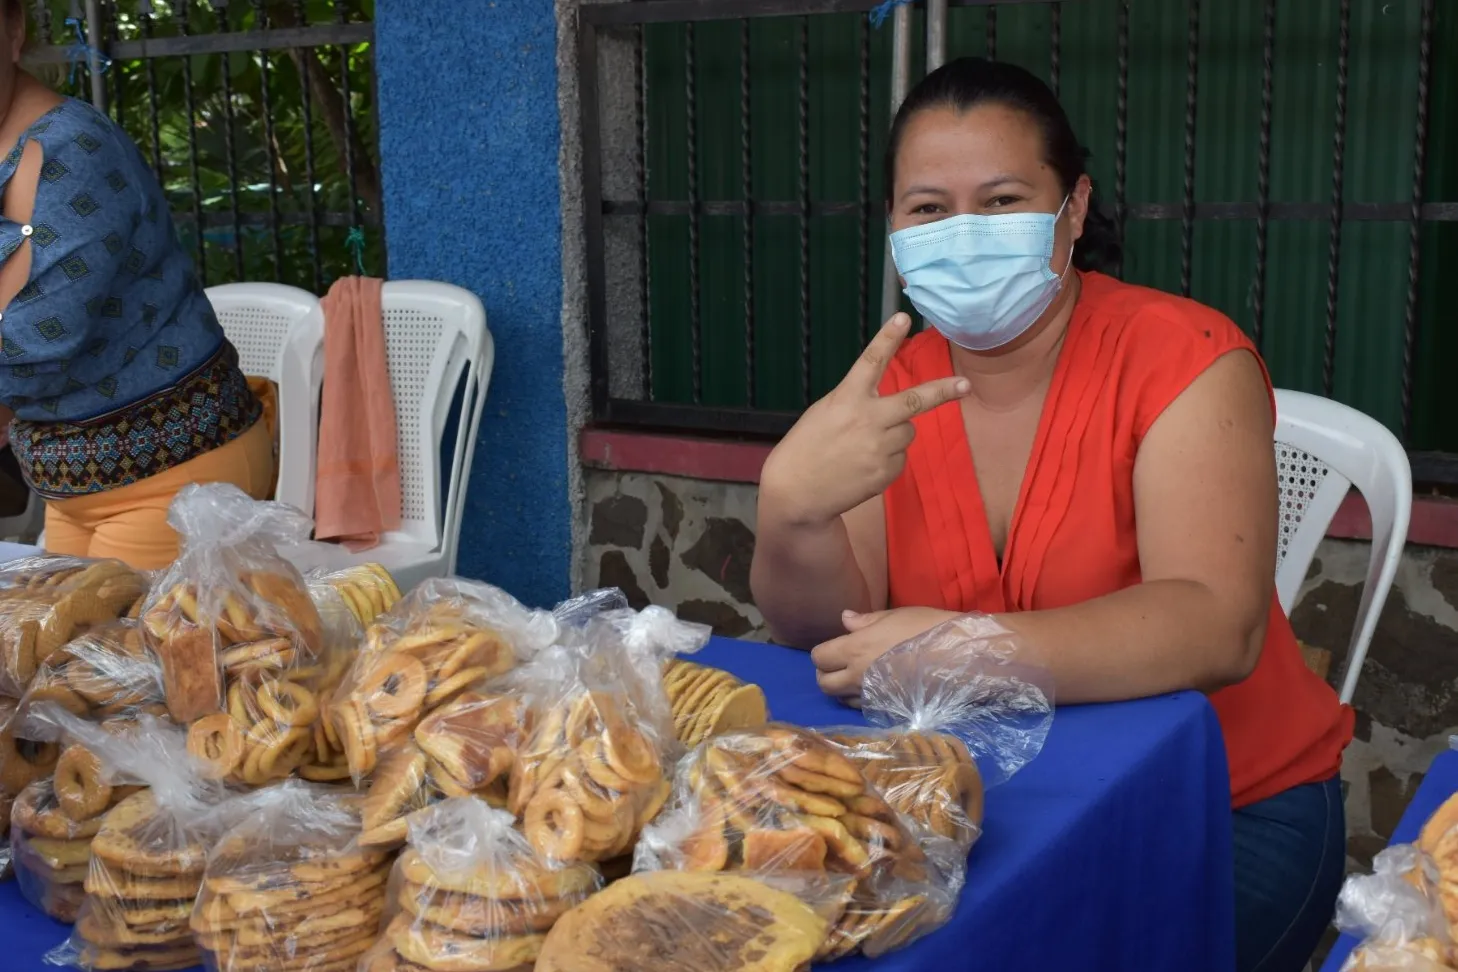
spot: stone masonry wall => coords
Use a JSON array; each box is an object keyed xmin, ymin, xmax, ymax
[{"xmin": 584, "ymin": 467, "xmax": 1458, "ymax": 875}]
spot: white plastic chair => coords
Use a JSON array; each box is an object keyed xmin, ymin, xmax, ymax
[
  {"xmin": 280, "ymin": 281, "xmax": 492, "ymax": 594},
  {"xmin": 206, "ymin": 283, "xmax": 325, "ymax": 515},
  {"xmin": 1273, "ymin": 389, "xmax": 1412, "ymax": 704}
]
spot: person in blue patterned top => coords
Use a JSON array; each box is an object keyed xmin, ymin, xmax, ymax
[{"xmin": 0, "ymin": 1, "xmax": 272, "ymax": 568}]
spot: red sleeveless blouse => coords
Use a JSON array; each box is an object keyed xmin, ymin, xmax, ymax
[{"xmin": 878, "ymin": 271, "xmax": 1352, "ymax": 808}]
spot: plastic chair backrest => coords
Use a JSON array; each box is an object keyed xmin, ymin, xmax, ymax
[
  {"xmin": 205, "ymin": 283, "xmax": 324, "ymax": 514},
  {"xmin": 379, "ymin": 281, "xmax": 492, "ymax": 573},
  {"xmin": 1273, "ymin": 389, "xmax": 1411, "ymax": 704}
]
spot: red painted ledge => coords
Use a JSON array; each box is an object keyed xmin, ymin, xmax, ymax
[{"xmin": 580, "ymin": 428, "xmax": 1458, "ymax": 550}]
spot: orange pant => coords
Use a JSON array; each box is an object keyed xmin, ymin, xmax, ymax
[{"xmin": 44, "ymin": 419, "xmax": 276, "ymax": 570}]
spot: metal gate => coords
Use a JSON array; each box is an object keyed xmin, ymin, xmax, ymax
[
  {"xmin": 23, "ymin": 0, "xmax": 380, "ymax": 293},
  {"xmin": 579, "ymin": 0, "xmax": 1458, "ymax": 484}
]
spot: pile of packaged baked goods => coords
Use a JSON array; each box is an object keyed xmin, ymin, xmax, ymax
[
  {"xmin": 0, "ymin": 483, "xmax": 1054, "ymax": 971},
  {"xmin": 1333, "ymin": 782, "xmax": 1458, "ymax": 971}
]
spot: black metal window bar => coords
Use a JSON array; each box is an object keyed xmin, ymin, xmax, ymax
[
  {"xmin": 23, "ymin": 0, "xmax": 381, "ymax": 293},
  {"xmin": 579, "ymin": 0, "xmax": 1458, "ymax": 486}
]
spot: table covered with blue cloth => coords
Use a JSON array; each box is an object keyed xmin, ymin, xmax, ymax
[
  {"xmin": 1320, "ymin": 748, "xmax": 1458, "ymax": 971},
  {"xmin": 0, "ymin": 637, "xmax": 1236, "ymax": 971}
]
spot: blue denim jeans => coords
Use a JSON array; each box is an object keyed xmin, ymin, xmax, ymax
[{"xmin": 1234, "ymin": 776, "xmax": 1346, "ymax": 972}]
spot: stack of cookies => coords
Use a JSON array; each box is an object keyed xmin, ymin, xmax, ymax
[
  {"xmin": 661, "ymin": 659, "xmax": 768, "ymax": 747},
  {"xmin": 330, "ymin": 595, "xmax": 522, "ymax": 782},
  {"xmin": 10, "ymin": 744, "xmax": 146, "ymax": 923},
  {"xmin": 359, "ymin": 692, "xmax": 526, "ymax": 848},
  {"xmin": 367, "ymin": 846, "xmax": 599, "ymax": 972},
  {"xmin": 0, "ymin": 556, "xmax": 147, "ymax": 697},
  {"xmin": 317, "ymin": 563, "xmax": 402, "ymax": 629},
  {"xmin": 65, "ymin": 789, "xmax": 208, "ymax": 971},
  {"xmin": 361, "ymin": 798, "xmax": 601, "ymax": 972},
  {"xmin": 825, "ymin": 728, "xmax": 985, "ymax": 851},
  {"xmin": 509, "ymin": 688, "xmax": 670, "ymax": 864},
  {"xmin": 16, "ymin": 621, "xmax": 169, "ymax": 726},
  {"xmin": 192, "ymin": 828, "xmax": 392, "ymax": 971},
  {"xmin": 10, "ymin": 778, "xmax": 99, "ymax": 922},
  {"xmin": 1, "ymin": 694, "xmax": 56, "ymax": 813},
  {"xmin": 663, "ymin": 724, "xmax": 948, "ymax": 961}
]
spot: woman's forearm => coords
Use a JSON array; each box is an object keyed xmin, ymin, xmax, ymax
[
  {"xmin": 993, "ymin": 579, "xmax": 1266, "ymax": 705},
  {"xmin": 750, "ymin": 496, "xmax": 873, "ymax": 649}
]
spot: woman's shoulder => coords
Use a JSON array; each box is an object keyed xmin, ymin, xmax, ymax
[
  {"xmin": 1078, "ymin": 271, "xmax": 1251, "ymax": 353},
  {"xmin": 25, "ymin": 99, "xmax": 143, "ymax": 178},
  {"xmin": 1075, "ymin": 273, "xmax": 1268, "ymax": 439}
]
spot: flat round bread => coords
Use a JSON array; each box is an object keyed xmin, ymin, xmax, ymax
[
  {"xmin": 535, "ymin": 871, "xmax": 828, "ymax": 972},
  {"xmin": 90, "ymin": 791, "xmax": 208, "ymax": 877},
  {"xmin": 397, "ymin": 848, "xmax": 598, "ymax": 901}
]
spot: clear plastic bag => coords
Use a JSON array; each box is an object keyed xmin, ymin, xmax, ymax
[
  {"xmin": 140, "ymin": 484, "xmax": 336, "ymax": 786},
  {"xmin": 14, "ymin": 621, "xmax": 168, "ymax": 739},
  {"xmin": 11, "ymin": 781, "xmax": 96, "ymax": 922},
  {"xmin": 534, "ymin": 869, "xmax": 849, "ymax": 972},
  {"xmin": 24, "ymin": 711, "xmax": 263, "ymax": 971},
  {"xmin": 1, "ymin": 693, "xmax": 60, "ymax": 798},
  {"xmin": 309, "ymin": 563, "xmax": 403, "ymax": 631},
  {"xmin": 1337, "ymin": 845, "xmax": 1457, "ymax": 971},
  {"xmin": 360, "ymin": 797, "xmax": 601, "ymax": 971},
  {"xmin": 359, "ymin": 687, "xmax": 528, "ymax": 848},
  {"xmin": 191, "ymin": 779, "xmax": 393, "ymax": 972},
  {"xmin": 507, "ymin": 606, "xmax": 699, "ymax": 865},
  {"xmin": 1418, "ymin": 792, "xmax": 1458, "ymax": 939},
  {"xmin": 0, "ymin": 555, "xmax": 147, "ymax": 697},
  {"xmin": 635, "ymin": 722, "xmax": 952, "ymax": 961},
  {"xmin": 329, "ymin": 576, "xmax": 560, "ymax": 783},
  {"xmin": 822, "ymin": 614, "xmax": 1056, "ymax": 855}
]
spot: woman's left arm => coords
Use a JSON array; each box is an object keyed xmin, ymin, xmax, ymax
[
  {"xmin": 993, "ymin": 349, "xmax": 1276, "ymax": 703},
  {"xmin": 814, "ymin": 350, "xmax": 1278, "ymax": 704}
]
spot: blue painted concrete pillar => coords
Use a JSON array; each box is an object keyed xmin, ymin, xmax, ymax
[{"xmin": 374, "ymin": 1, "xmax": 570, "ymax": 606}]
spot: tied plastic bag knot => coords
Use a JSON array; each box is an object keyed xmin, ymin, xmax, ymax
[
  {"xmin": 1337, "ymin": 845, "xmax": 1450, "ymax": 947},
  {"xmin": 166, "ymin": 482, "xmax": 313, "ymax": 548},
  {"xmin": 861, "ymin": 613, "xmax": 1055, "ymax": 788},
  {"xmin": 407, "ymin": 798, "xmax": 520, "ymax": 880},
  {"xmin": 611, "ymin": 605, "xmax": 712, "ymax": 661},
  {"xmin": 551, "ymin": 587, "xmax": 630, "ymax": 630}
]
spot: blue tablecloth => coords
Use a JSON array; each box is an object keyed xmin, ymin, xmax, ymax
[
  {"xmin": 0, "ymin": 637, "xmax": 1236, "ymax": 971},
  {"xmin": 1320, "ymin": 748, "xmax": 1458, "ymax": 971}
]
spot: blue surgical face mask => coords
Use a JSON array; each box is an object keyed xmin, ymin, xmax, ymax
[{"xmin": 889, "ymin": 196, "xmax": 1072, "ymax": 351}]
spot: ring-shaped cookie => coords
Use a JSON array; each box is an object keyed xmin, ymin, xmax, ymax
[
  {"xmin": 524, "ymin": 788, "xmax": 585, "ymax": 862},
  {"xmin": 561, "ymin": 765, "xmax": 621, "ymax": 822},
  {"xmin": 187, "ymin": 713, "xmax": 245, "ymax": 780},
  {"xmin": 258, "ymin": 680, "xmax": 319, "ymax": 727},
  {"xmin": 359, "ymin": 654, "xmax": 427, "ymax": 721},
  {"xmin": 52, "ymin": 745, "xmax": 111, "ymax": 820},
  {"xmin": 258, "ymin": 725, "xmax": 309, "ymax": 778},
  {"xmin": 336, "ymin": 699, "xmax": 379, "ymax": 777}
]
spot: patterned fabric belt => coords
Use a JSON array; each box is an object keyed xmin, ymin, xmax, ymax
[{"xmin": 10, "ymin": 345, "xmax": 262, "ymax": 498}]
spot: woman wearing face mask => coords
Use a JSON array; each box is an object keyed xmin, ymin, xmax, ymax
[{"xmin": 750, "ymin": 58, "xmax": 1351, "ymax": 972}]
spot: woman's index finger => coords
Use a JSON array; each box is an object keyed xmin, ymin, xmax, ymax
[{"xmin": 841, "ymin": 313, "xmax": 913, "ymax": 393}]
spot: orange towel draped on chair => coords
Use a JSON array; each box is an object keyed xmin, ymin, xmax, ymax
[{"xmin": 314, "ymin": 276, "xmax": 402, "ymax": 550}]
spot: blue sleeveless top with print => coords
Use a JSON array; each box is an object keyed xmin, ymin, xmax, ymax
[{"xmin": 0, "ymin": 98, "xmax": 260, "ymax": 497}]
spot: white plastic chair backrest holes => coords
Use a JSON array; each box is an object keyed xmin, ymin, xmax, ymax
[
  {"xmin": 204, "ymin": 283, "xmax": 325, "ymax": 515},
  {"xmin": 1273, "ymin": 389, "xmax": 1411, "ymax": 705},
  {"xmin": 378, "ymin": 281, "xmax": 490, "ymax": 575}
]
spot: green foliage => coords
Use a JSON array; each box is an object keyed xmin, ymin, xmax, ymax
[{"xmin": 32, "ymin": 0, "xmax": 381, "ymax": 293}]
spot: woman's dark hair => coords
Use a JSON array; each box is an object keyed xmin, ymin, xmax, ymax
[{"xmin": 885, "ymin": 57, "xmax": 1122, "ymax": 275}]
